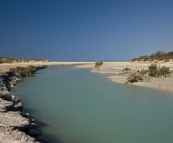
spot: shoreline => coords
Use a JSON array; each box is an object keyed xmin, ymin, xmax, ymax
[
  {"xmin": 1, "ymin": 61, "xmax": 173, "ymax": 142},
  {"xmin": 0, "ymin": 61, "xmax": 94, "ymax": 142},
  {"xmin": 0, "ymin": 65, "xmax": 48, "ymax": 143},
  {"xmin": 0, "ymin": 62, "xmax": 95, "ymax": 72},
  {"xmin": 75, "ymin": 62, "xmax": 173, "ymax": 93}
]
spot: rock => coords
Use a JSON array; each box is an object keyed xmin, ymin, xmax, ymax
[
  {"xmin": 11, "ymin": 95, "xmax": 20, "ymax": 102},
  {"xmin": 0, "ymin": 91, "xmax": 12, "ymax": 101},
  {"xmin": 29, "ymin": 129, "xmax": 42, "ymax": 136},
  {"xmin": 35, "ymin": 134, "xmax": 49, "ymax": 143},
  {"xmin": 0, "ymin": 99, "xmax": 13, "ymax": 112},
  {"xmin": 13, "ymin": 102, "xmax": 23, "ymax": 111},
  {"xmin": 29, "ymin": 123, "xmax": 38, "ymax": 129},
  {"xmin": 0, "ymin": 69, "xmax": 49, "ymax": 143},
  {"xmin": 0, "ymin": 127, "xmax": 39, "ymax": 143},
  {"xmin": 25, "ymin": 114, "xmax": 35, "ymax": 123},
  {"xmin": 0, "ymin": 92, "xmax": 23, "ymax": 112},
  {"xmin": 0, "ymin": 112, "xmax": 29, "ymax": 129}
]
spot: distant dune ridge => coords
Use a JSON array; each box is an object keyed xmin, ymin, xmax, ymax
[
  {"xmin": 0, "ymin": 56, "xmax": 51, "ymax": 64},
  {"xmin": 130, "ymin": 51, "xmax": 173, "ymax": 63}
]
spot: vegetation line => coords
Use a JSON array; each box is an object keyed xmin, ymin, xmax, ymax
[
  {"xmin": 126, "ymin": 64, "xmax": 171, "ymax": 83},
  {"xmin": 130, "ymin": 51, "xmax": 173, "ymax": 62},
  {"xmin": 15, "ymin": 65, "xmax": 48, "ymax": 77},
  {"xmin": 0, "ymin": 56, "xmax": 51, "ymax": 64}
]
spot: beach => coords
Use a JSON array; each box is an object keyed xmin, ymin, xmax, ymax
[
  {"xmin": 0, "ymin": 62, "xmax": 95, "ymax": 72},
  {"xmin": 75, "ymin": 61, "xmax": 173, "ymax": 93}
]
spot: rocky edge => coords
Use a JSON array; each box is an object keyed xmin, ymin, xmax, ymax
[{"xmin": 0, "ymin": 66, "xmax": 48, "ymax": 143}]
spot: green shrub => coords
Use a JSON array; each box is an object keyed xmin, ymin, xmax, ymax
[
  {"xmin": 95, "ymin": 61, "xmax": 103, "ymax": 67},
  {"xmin": 127, "ymin": 72, "xmax": 143, "ymax": 83},
  {"xmin": 123, "ymin": 67, "xmax": 131, "ymax": 72},
  {"xmin": 148, "ymin": 64, "xmax": 170, "ymax": 77},
  {"xmin": 15, "ymin": 65, "xmax": 37, "ymax": 77},
  {"xmin": 27, "ymin": 65, "xmax": 36, "ymax": 74},
  {"xmin": 15, "ymin": 67, "xmax": 28, "ymax": 77},
  {"xmin": 0, "ymin": 56, "xmax": 51, "ymax": 63},
  {"xmin": 159, "ymin": 66, "xmax": 170, "ymax": 76},
  {"xmin": 130, "ymin": 51, "xmax": 173, "ymax": 62},
  {"xmin": 123, "ymin": 67, "xmax": 131, "ymax": 76},
  {"xmin": 148, "ymin": 64, "xmax": 159, "ymax": 77},
  {"xmin": 0, "ymin": 59, "xmax": 3, "ymax": 64}
]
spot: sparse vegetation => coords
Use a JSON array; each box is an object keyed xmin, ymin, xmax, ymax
[
  {"xmin": 0, "ymin": 59, "xmax": 3, "ymax": 64},
  {"xmin": 122, "ymin": 67, "xmax": 131, "ymax": 76},
  {"xmin": 127, "ymin": 51, "xmax": 172, "ymax": 83},
  {"xmin": 27, "ymin": 65, "xmax": 37, "ymax": 75},
  {"xmin": 95, "ymin": 61, "xmax": 103, "ymax": 67},
  {"xmin": 159, "ymin": 66, "xmax": 170, "ymax": 77},
  {"xmin": 15, "ymin": 65, "xmax": 48, "ymax": 77},
  {"xmin": 123, "ymin": 67, "xmax": 131, "ymax": 72},
  {"xmin": 15, "ymin": 65, "xmax": 37, "ymax": 77},
  {"xmin": 148, "ymin": 64, "xmax": 170, "ymax": 77},
  {"xmin": 131, "ymin": 51, "xmax": 173, "ymax": 62},
  {"xmin": 127, "ymin": 72, "xmax": 143, "ymax": 83},
  {"xmin": 148, "ymin": 64, "xmax": 159, "ymax": 77},
  {"xmin": 0, "ymin": 57, "xmax": 51, "ymax": 64},
  {"xmin": 126, "ymin": 63, "xmax": 171, "ymax": 83}
]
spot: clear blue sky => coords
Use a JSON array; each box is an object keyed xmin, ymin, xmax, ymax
[{"xmin": 0, "ymin": 0, "xmax": 173, "ymax": 61}]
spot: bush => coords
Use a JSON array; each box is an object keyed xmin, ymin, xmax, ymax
[
  {"xmin": 130, "ymin": 51, "xmax": 173, "ymax": 62},
  {"xmin": 15, "ymin": 67, "xmax": 28, "ymax": 77},
  {"xmin": 127, "ymin": 72, "xmax": 143, "ymax": 83},
  {"xmin": 0, "ymin": 56, "xmax": 51, "ymax": 63},
  {"xmin": 15, "ymin": 65, "xmax": 37, "ymax": 77},
  {"xmin": 123, "ymin": 67, "xmax": 131, "ymax": 72},
  {"xmin": 27, "ymin": 65, "xmax": 36, "ymax": 75},
  {"xmin": 95, "ymin": 61, "xmax": 103, "ymax": 67},
  {"xmin": 159, "ymin": 66, "xmax": 170, "ymax": 76},
  {"xmin": 148, "ymin": 64, "xmax": 170, "ymax": 77},
  {"xmin": 122, "ymin": 67, "xmax": 131, "ymax": 76},
  {"xmin": 148, "ymin": 64, "xmax": 159, "ymax": 77},
  {"xmin": 0, "ymin": 59, "xmax": 3, "ymax": 64}
]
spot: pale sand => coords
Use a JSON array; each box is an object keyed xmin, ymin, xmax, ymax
[
  {"xmin": 133, "ymin": 77, "xmax": 173, "ymax": 93},
  {"xmin": 0, "ymin": 62, "xmax": 94, "ymax": 72},
  {"xmin": 74, "ymin": 63, "xmax": 95, "ymax": 68},
  {"xmin": 75, "ymin": 62, "xmax": 173, "ymax": 93}
]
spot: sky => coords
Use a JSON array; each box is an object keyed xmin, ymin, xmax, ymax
[{"xmin": 0, "ymin": 0, "xmax": 173, "ymax": 61}]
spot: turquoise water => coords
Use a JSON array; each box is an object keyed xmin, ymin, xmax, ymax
[{"xmin": 13, "ymin": 66, "xmax": 173, "ymax": 143}]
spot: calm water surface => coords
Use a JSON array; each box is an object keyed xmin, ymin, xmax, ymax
[{"xmin": 13, "ymin": 66, "xmax": 173, "ymax": 143}]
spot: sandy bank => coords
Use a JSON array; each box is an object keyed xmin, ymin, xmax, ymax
[
  {"xmin": 0, "ymin": 62, "xmax": 94, "ymax": 72},
  {"xmin": 75, "ymin": 62, "xmax": 173, "ymax": 93}
]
